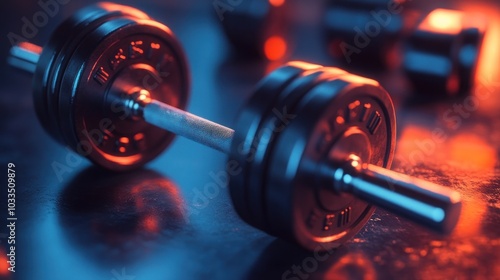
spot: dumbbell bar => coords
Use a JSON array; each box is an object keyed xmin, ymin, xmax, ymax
[{"xmin": 8, "ymin": 3, "xmax": 461, "ymax": 251}]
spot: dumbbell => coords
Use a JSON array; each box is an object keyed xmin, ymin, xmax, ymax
[
  {"xmin": 324, "ymin": 0, "xmax": 411, "ymax": 67},
  {"xmin": 324, "ymin": 0, "xmax": 487, "ymax": 96},
  {"xmin": 404, "ymin": 8, "xmax": 487, "ymax": 95},
  {"xmin": 9, "ymin": 2, "xmax": 462, "ymax": 251},
  {"xmin": 218, "ymin": 0, "xmax": 289, "ymax": 59}
]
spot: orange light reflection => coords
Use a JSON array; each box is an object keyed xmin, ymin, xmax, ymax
[
  {"xmin": 448, "ymin": 134, "xmax": 496, "ymax": 170},
  {"xmin": 447, "ymin": 134, "xmax": 493, "ymax": 237},
  {"xmin": 325, "ymin": 253, "xmax": 376, "ymax": 280},
  {"xmin": 420, "ymin": 9, "xmax": 464, "ymax": 34},
  {"xmin": 398, "ymin": 127, "xmax": 496, "ymax": 171},
  {"xmin": 129, "ymin": 178, "xmax": 182, "ymax": 234},
  {"xmin": 398, "ymin": 126, "xmax": 495, "ymax": 237},
  {"xmin": 98, "ymin": 3, "xmax": 149, "ymax": 19}
]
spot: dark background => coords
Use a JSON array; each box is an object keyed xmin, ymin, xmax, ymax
[{"xmin": 1, "ymin": 0, "xmax": 499, "ymax": 279}]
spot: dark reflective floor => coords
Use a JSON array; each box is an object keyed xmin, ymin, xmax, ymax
[{"xmin": 1, "ymin": 0, "xmax": 499, "ymax": 279}]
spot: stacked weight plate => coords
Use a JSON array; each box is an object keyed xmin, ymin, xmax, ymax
[
  {"xmin": 229, "ymin": 61, "xmax": 396, "ymax": 251},
  {"xmin": 33, "ymin": 2, "xmax": 190, "ymax": 170}
]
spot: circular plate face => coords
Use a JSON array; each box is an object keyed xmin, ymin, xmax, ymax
[
  {"xmin": 58, "ymin": 18, "xmax": 189, "ymax": 170},
  {"xmin": 33, "ymin": 3, "xmax": 150, "ymax": 144},
  {"xmin": 266, "ymin": 71, "xmax": 395, "ymax": 251},
  {"xmin": 229, "ymin": 62, "xmax": 318, "ymax": 229},
  {"xmin": 244, "ymin": 67, "xmax": 347, "ymax": 232}
]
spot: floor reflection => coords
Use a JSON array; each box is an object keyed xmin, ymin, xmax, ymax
[
  {"xmin": 247, "ymin": 239, "xmax": 377, "ymax": 280},
  {"xmin": 324, "ymin": 252, "xmax": 376, "ymax": 280},
  {"xmin": 57, "ymin": 168, "xmax": 186, "ymax": 265},
  {"xmin": 387, "ymin": 123, "xmax": 500, "ymax": 279}
]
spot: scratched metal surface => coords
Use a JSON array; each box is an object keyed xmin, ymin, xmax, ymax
[{"xmin": 0, "ymin": 0, "xmax": 499, "ymax": 279}]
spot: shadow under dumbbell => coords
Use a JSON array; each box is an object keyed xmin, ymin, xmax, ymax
[{"xmin": 57, "ymin": 167, "xmax": 186, "ymax": 266}]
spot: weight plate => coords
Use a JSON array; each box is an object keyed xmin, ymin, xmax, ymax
[
  {"xmin": 245, "ymin": 67, "xmax": 348, "ymax": 232},
  {"xmin": 34, "ymin": 3, "xmax": 149, "ymax": 145},
  {"xmin": 229, "ymin": 62, "xmax": 319, "ymax": 228},
  {"xmin": 266, "ymin": 71, "xmax": 395, "ymax": 251},
  {"xmin": 58, "ymin": 17, "xmax": 189, "ymax": 170},
  {"xmin": 257, "ymin": 68, "xmax": 351, "ymax": 238}
]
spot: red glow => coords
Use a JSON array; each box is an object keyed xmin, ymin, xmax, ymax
[
  {"xmin": 134, "ymin": 133, "xmax": 144, "ymax": 141},
  {"xmin": 269, "ymin": 0, "xmax": 285, "ymax": 7},
  {"xmin": 0, "ymin": 252, "xmax": 9, "ymax": 276},
  {"xmin": 446, "ymin": 74, "xmax": 460, "ymax": 96},
  {"xmin": 17, "ymin": 41, "xmax": 42, "ymax": 55},
  {"xmin": 142, "ymin": 215, "xmax": 159, "ymax": 233},
  {"xmin": 264, "ymin": 36, "xmax": 287, "ymax": 61}
]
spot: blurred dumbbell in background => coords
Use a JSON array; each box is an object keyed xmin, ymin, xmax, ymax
[
  {"xmin": 324, "ymin": 0, "xmax": 487, "ymax": 97},
  {"xmin": 217, "ymin": 0, "xmax": 290, "ymax": 59},
  {"xmin": 217, "ymin": 0, "xmax": 488, "ymax": 98}
]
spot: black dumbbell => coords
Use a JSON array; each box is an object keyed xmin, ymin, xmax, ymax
[
  {"xmin": 324, "ymin": 0, "xmax": 413, "ymax": 67},
  {"xmin": 9, "ymin": 2, "xmax": 462, "ymax": 251},
  {"xmin": 324, "ymin": 0, "xmax": 487, "ymax": 96},
  {"xmin": 218, "ymin": 0, "xmax": 289, "ymax": 59},
  {"xmin": 404, "ymin": 8, "xmax": 487, "ymax": 96}
]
